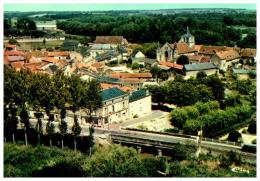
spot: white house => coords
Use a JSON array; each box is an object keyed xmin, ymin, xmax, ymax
[
  {"xmin": 129, "ymin": 90, "xmax": 152, "ymax": 118},
  {"xmin": 97, "ymin": 87, "xmax": 129, "ymax": 126},
  {"xmin": 211, "ymin": 49, "xmax": 240, "ymax": 71}
]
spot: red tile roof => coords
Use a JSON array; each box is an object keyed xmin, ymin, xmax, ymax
[
  {"xmin": 159, "ymin": 61, "xmax": 183, "ymax": 70},
  {"xmin": 197, "ymin": 45, "xmax": 233, "ymax": 55},
  {"xmin": 216, "ymin": 50, "xmax": 240, "ymax": 61},
  {"xmin": 10, "ymin": 62, "xmax": 24, "ymax": 71},
  {"xmin": 91, "ymin": 62, "xmax": 105, "ymax": 69},
  {"xmin": 24, "ymin": 62, "xmax": 49, "ymax": 71},
  {"xmin": 5, "ymin": 44, "xmax": 16, "ymax": 49},
  {"xmin": 110, "ymin": 72, "xmax": 152, "ymax": 79},
  {"xmin": 187, "ymin": 55, "xmax": 211, "ymax": 63},
  {"xmin": 120, "ymin": 78, "xmax": 142, "ymax": 83},
  {"xmin": 101, "ymin": 83, "xmax": 132, "ymax": 92},
  {"xmin": 240, "ymin": 48, "xmax": 256, "ymax": 58},
  {"xmin": 200, "ymin": 56, "xmax": 211, "ymax": 63},
  {"xmin": 44, "ymin": 51, "xmax": 70, "ymax": 57},
  {"xmin": 169, "ymin": 42, "xmax": 196, "ymax": 54},
  {"xmin": 94, "ymin": 36, "xmax": 124, "ymax": 44},
  {"xmin": 42, "ymin": 57, "xmax": 60, "ymax": 63},
  {"xmin": 4, "ymin": 50, "xmax": 25, "ymax": 56}
]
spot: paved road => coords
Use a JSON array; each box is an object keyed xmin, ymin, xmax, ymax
[{"xmin": 120, "ymin": 110, "xmax": 168, "ymax": 127}]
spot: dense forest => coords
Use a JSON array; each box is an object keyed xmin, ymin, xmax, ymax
[
  {"xmin": 55, "ymin": 12, "xmax": 256, "ymax": 47},
  {"xmin": 4, "ymin": 10, "xmax": 256, "ymax": 47}
]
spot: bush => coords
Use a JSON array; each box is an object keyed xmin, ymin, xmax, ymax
[
  {"xmin": 133, "ymin": 114, "xmax": 138, "ymax": 118},
  {"xmin": 251, "ymin": 138, "xmax": 256, "ymax": 144},
  {"xmin": 242, "ymin": 129, "xmax": 247, "ymax": 134},
  {"xmin": 228, "ymin": 130, "xmax": 242, "ymax": 142},
  {"xmin": 165, "ymin": 127, "xmax": 179, "ymax": 133},
  {"xmin": 247, "ymin": 122, "xmax": 256, "ymax": 134},
  {"xmin": 131, "ymin": 62, "xmax": 140, "ymax": 69}
]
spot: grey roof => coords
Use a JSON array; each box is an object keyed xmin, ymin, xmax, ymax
[
  {"xmin": 233, "ymin": 69, "xmax": 255, "ymax": 74},
  {"xmin": 129, "ymin": 90, "xmax": 148, "ymax": 102},
  {"xmin": 101, "ymin": 87, "xmax": 127, "ymax": 102},
  {"xmin": 184, "ymin": 63, "xmax": 218, "ymax": 71},
  {"xmin": 60, "ymin": 40, "xmax": 79, "ymax": 51},
  {"xmin": 90, "ymin": 44, "xmax": 113, "ymax": 50},
  {"xmin": 8, "ymin": 56, "xmax": 25, "ymax": 62}
]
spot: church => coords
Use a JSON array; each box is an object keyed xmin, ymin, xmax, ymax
[{"xmin": 156, "ymin": 27, "xmax": 196, "ymax": 62}]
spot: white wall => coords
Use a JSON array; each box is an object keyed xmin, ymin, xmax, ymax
[
  {"xmin": 129, "ymin": 96, "xmax": 152, "ymax": 118},
  {"xmin": 185, "ymin": 69, "xmax": 217, "ymax": 79}
]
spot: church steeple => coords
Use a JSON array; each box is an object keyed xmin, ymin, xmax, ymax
[{"xmin": 186, "ymin": 26, "xmax": 190, "ymax": 35}]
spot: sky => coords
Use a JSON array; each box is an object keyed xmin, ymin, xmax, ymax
[{"xmin": 4, "ymin": 3, "xmax": 256, "ymax": 12}]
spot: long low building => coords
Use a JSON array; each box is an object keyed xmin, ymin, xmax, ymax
[{"xmin": 183, "ymin": 63, "xmax": 218, "ymax": 79}]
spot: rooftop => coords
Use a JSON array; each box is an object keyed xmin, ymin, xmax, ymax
[
  {"xmin": 101, "ymin": 87, "xmax": 127, "ymax": 102},
  {"xmin": 94, "ymin": 36, "xmax": 124, "ymax": 44},
  {"xmin": 184, "ymin": 63, "xmax": 218, "ymax": 71},
  {"xmin": 129, "ymin": 89, "xmax": 149, "ymax": 102},
  {"xmin": 216, "ymin": 49, "xmax": 240, "ymax": 61},
  {"xmin": 110, "ymin": 72, "xmax": 152, "ymax": 79},
  {"xmin": 233, "ymin": 69, "xmax": 256, "ymax": 74}
]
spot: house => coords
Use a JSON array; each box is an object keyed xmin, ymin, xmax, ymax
[
  {"xmin": 239, "ymin": 48, "xmax": 256, "ymax": 65},
  {"xmin": 4, "ymin": 50, "xmax": 26, "ymax": 64},
  {"xmin": 187, "ymin": 55, "xmax": 211, "ymax": 64},
  {"xmin": 195, "ymin": 45, "xmax": 234, "ymax": 57},
  {"xmin": 134, "ymin": 51, "xmax": 146, "ymax": 58},
  {"xmin": 5, "ymin": 44, "xmax": 17, "ymax": 51},
  {"xmin": 36, "ymin": 20, "xmax": 57, "ymax": 31},
  {"xmin": 44, "ymin": 51, "xmax": 70, "ymax": 60},
  {"xmin": 183, "ymin": 63, "xmax": 218, "ymax": 79},
  {"xmin": 96, "ymin": 87, "xmax": 129, "ymax": 126},
  {"xmin": 129, "ymin": 90, "xmax": 152, "ymax": 118},
  {"xmin": 157, "ymin": 42, "xmax": 196, "ymax": 62},
  {"xmin": 89, "ymin": 44, "xmax": 114, "ymax": 58},
  {"xmin": 93, "ymin": 36, "xmax": 128, "ymax": 48},
  {"xmin": 179, "ymin": 27, "xmax": 195, "ymax": 48},
  {"xmin": 158, "ymin": 61, "xmax": 184, "ymax": 74},
  {"xmin": 211, "ymin": 49, "xmax": 240, "ymax": 71},
  {"xmin": 232, "ymin": 69, "xmax": 256, "ymax": 80},
  {"xmin": 110, "ymin": 72, "xmax": 153, "ymax": 80},
  {"xmin": 60, "ymin": 40, "xmax": 80, "ymax": 51}
]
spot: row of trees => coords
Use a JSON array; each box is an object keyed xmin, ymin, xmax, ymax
[
  {"xmin": 147, "ymin": 74, "xmax": 225, "ymax": 107},
  {"xmin": 5, "ymin": 142, "xmax": 255, "ymax": 177},
  {"xmin": 4, "ymin": 66, "xmax": 102, "ymax": 151},
  {"xmin": 4, "ymin": 18, "xmax": 47, "ymax": 38},
  {"xmin": 170, "ymin": 100, "xmax": 253, "ymax": 137}
]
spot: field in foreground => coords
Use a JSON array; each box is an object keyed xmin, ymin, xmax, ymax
[{"xmin": 4, "ymin": 143, "xmax": 256, "ymax": 177}]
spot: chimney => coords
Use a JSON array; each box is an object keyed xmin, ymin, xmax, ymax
[{"xmin": 146, "ymin": 89, "xmax": 149, "ymax": 96}]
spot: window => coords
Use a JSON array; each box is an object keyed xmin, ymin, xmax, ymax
[
  {"xmin": 112, "ymin": 105, "xmax": 115, "ymax": 112},
  {"xmin": 123, "ymin": 101, "xmax": 125, "ymax": 108}
]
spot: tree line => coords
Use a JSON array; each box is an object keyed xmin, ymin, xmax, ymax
[
  {"xmin": 5, "ymin": 143, "xmax": 256, "ymax": 177},
  {"xmin": 55, "ymin": 13, "xmax": 256, "ymax": 47},
  {"xmin": 4, "ymin": 18, "xmax": 47, "ymax": 38},
  {"xmin": 146, "ymin": 73, "xmax": 225, "ymax": 107},
  {"xmin": 4, "ymin": 65, "xmax": 102, "ymax": 151}
]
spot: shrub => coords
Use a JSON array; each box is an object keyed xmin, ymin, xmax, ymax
[
  {"xmin": 133, "ymin": 114, "xmax": 138, "ymax": 118},
  {"xmin": 242, "ymin": 129, "xmax": 247, "ymax": 134},
  {"xmin": 228, "ymin": 130, "xmax": 242, "ymax": 142},
  {"xmin": 165, "ymin": 128, "xmax": 179, "ymax": 133},
  {"xmin": 247, "ymin": 122, "xmax": 256, "ymax": 134}
]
